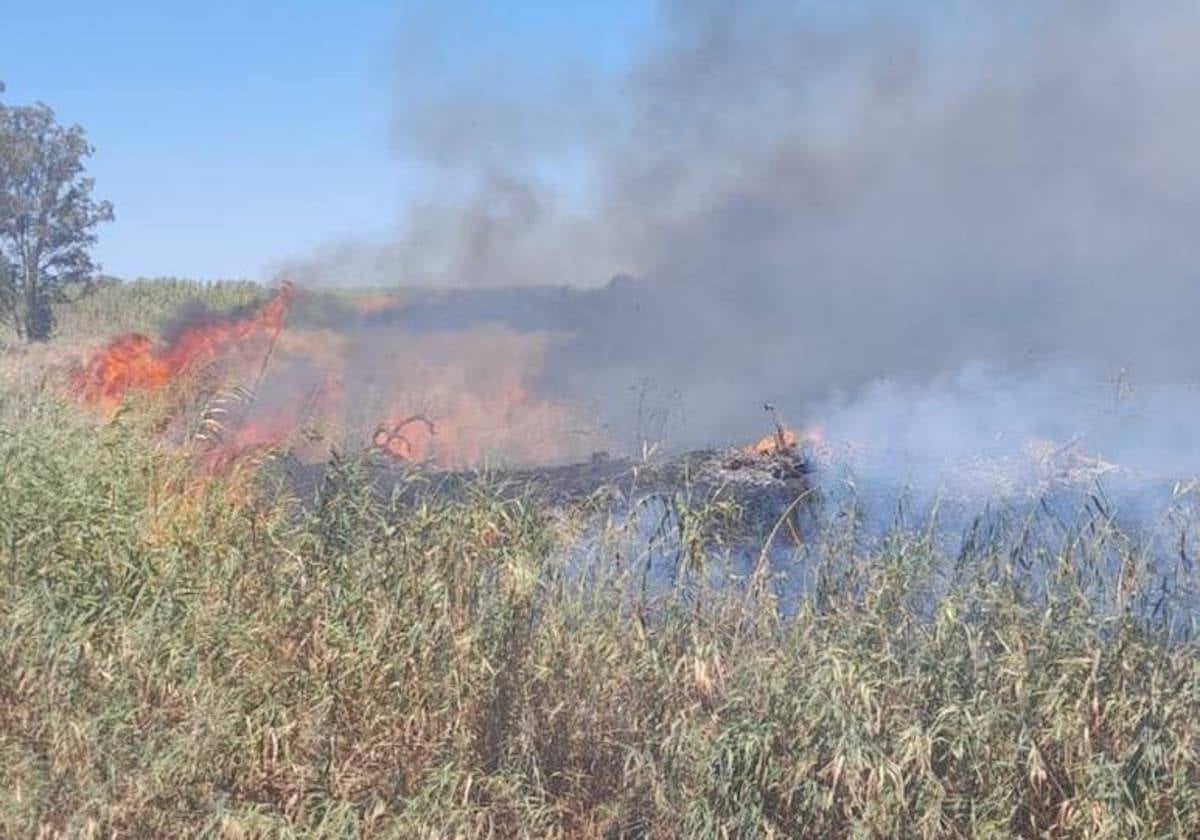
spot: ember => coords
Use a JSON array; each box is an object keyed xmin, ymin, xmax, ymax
[{"xmin": 744, "ymin": 426, "xmax": 823, "ymax": 457}]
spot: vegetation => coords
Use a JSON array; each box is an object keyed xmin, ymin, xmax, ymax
[
  {"xmin": 1, "ymin": 280, "xmax": 1198, "ymax": 837},
  {"xmin": 0, "ymin": 82, "xmax": 113, "ymax": 342},
  {"xmin": 48, "ymin": 277, "xmax": 265, "ymax": 342}
]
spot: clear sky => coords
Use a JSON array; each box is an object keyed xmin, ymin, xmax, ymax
[{"xmin": 1, "ymin": 1, "xmax": 650, "ymax": 280}]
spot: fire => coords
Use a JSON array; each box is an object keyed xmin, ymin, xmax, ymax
[
  {"xmin": 71, "ymin": 283, "xmax": 294, "ymax": 413},
  {"xmin": 372, "ymin": 385, "xmax": 581, "ymax": 469},
  {"xmin": 67, "ymin": 287, "xmax": 604, "ymax": 476},
  {"xmin": 200, "ymin": 416, "xmax": 298, "ymax": 475},
  {"xmin": 744, "ymin": 425, "xmax": 824, "ymax": 456},
  {"xmin": 71, "ymin": 333, "xmax": 171, "ymax": 411},
  {"xmin": 366, "ymin": 332, "xmax": 595, "ymax": 469}
]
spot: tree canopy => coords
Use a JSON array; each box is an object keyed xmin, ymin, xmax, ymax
[{"xmin": 0, "ymin": 83, "xmax": 113, "ymax": 341}]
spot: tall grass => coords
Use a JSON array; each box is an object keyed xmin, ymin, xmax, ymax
[
  {"xmin": 0, "ymin": 280, "xmax": 1198, "ymax": 836},
  {"xmin": 0, "ymin": 384, "xmax": 1198, "ymax": 838},
  {"xmin": 43, "ymin": 277, "xmax": 267, "ymax": 344}
]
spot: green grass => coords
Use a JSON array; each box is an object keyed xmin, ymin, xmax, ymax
[{"xmin": 0, "ymin": 281, "xmax": 1198, "ymax": 837}]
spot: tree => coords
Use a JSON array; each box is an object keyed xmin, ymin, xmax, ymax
[{"xmin": 0, "ymin": 82, "xmax": 113, "ymax": 341}]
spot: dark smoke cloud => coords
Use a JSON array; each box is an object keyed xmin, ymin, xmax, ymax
[{"xmin": 293, "ymin": 1, "xmax": 1200, "ymax": 480}]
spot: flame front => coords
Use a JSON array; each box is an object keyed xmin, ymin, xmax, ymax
[
  {"xmin": 66, "ymin": 287, "xmax": 601, "ymax": 475},
  {"xmin": 71, "ymin": 283, "xmax": 293, "ymax": 413}
]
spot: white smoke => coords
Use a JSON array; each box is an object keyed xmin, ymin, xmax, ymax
[{"xmin": 293, "ymin": 1, "xmax": 1200, "ymax": 498}]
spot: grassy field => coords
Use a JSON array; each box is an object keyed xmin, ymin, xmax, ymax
[{"xmin": 1, "ymin": 280, "xmax": 1199, "ymax": 838}]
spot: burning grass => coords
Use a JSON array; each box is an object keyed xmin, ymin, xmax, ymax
[
  {"xmin": 1, "ymin": 280, "xmax": 1199, "ymax": 836},
  {"xmin": 65, "ymin": 282, "xmax": 603, "ymax": 477},
  {"xmin": 71, "ymin": 282, "xmax": 293, "ymax": 414},
  {"xmin": 0, "ymin": 394, "xmax": 1199, "ymax": 836}
]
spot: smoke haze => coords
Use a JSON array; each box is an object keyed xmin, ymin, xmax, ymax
[{"xmin": 291, "ymin": 1, "xmax": 1200, "ymax": 486}]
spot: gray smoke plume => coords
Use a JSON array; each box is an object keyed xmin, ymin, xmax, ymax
[{"xmin": 292, "ymin": 1, "xmax": 1200, "ymax": 489}]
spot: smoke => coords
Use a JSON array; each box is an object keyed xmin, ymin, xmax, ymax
[{"xmin": 291, "ymin": 1, "xmax": 1200, "ymax": 492}]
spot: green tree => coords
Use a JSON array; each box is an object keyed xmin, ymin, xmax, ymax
[{"xmin": 0, "ymin": 82, "xmax": 114, "ymax": 341}]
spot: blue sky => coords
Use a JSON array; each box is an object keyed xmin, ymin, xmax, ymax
[{"xmin": 1, "ymin": 1, "xmax": 650, "ymax": 280}]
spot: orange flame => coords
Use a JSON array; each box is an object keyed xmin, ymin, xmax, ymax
[
  {"xmin": 372, "ymin": 375, "xmax": 587, "ymax": 469},
  {"xmin": 744, "ymin": 425, "xmax": 824, "ymax": 456},
  {"xmin": 199, "ymin": 416, "xmax": 297, "ymax": 475},
  {"xmin": 71, "ymin": 283, "xmax": 294, "ymax": 413},
  {"xmin": 67, "ymin": 290, "xmax": 605, "ymax": 476},
  {"xmin": 351, "ymin": 329, "xmax": 595, "ymax": 469}
]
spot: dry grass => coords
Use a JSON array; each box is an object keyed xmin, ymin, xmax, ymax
[{"xmin": 0, "ymin": 281, "xmax": 1198, "ymax": 837}]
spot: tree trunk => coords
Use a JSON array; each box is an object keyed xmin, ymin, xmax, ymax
[{"xmin": 22, "ymin": 263, "xmax": 51, "ymax": 342}]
